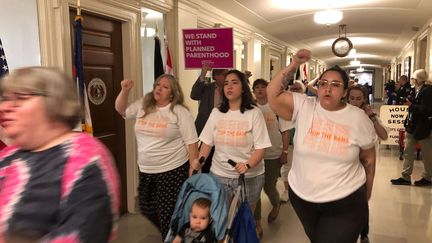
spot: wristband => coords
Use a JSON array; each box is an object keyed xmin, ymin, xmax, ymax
[
  {"xmin": 245, "ymin": 163, "xmax": 251, "ymax": 169},
  {"xmin": 282, "ymin": 150, "xmax": 289, "ymax": 154}
]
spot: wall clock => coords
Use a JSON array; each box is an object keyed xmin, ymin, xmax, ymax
[
  {"xmin": 332, "ymin": 24, "xmax": 353, "ymax": 57},
  {"xmin": 332, "ymin": 37, "xmax": 353, "ymax": 57}
]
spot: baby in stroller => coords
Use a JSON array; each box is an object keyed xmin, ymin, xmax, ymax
[
  {"xmin": 173, "ymin": 198, "xmax": 215, "ymax": 243},
  {"xmin": 165, "ymin": 173, "xmax": 227, "ymax": 243}
]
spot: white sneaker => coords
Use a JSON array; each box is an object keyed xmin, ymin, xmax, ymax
[{"xmin": 280, "ymin": 190, "xmax": 289, "ymax": 202}]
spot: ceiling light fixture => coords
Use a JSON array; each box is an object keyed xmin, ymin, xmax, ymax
[
  {"xmin": 314, "ymin": 8, "xmax": 343, "ymax": 25},
  {"xmin": 356, "ymin": 66, "xmax": 365, "ymax": 72}
]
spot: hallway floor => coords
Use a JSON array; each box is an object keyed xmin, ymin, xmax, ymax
[{"xmin": 113, "ymin": 145, "xmax": 432, "ymax": 243}]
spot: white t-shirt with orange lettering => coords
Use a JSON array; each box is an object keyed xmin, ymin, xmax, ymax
[
  {"xmin": 257, "ymin": 103, "xmax": 292, "ymax": 159},
  {"xmin": 289, "ymin": 93, "xmax": 377, "ymax": 203},
  {"xmin": 199, "ymin": 107, "xmax": 272, "ymax": 178},
  {"xmin": 125, "ymin": 99, "xmax": 198, "ymax": 173}
]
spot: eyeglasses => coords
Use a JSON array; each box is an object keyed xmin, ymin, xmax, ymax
[
  {"xmin": 0, "ymin": 92, "xmax": 45, "ymax": 106},
  {"xmin": 318, "ymin": 80, "xmax": 344, "ymax": 89}
]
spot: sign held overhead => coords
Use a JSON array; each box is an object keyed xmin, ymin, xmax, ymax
[{"xmin": 183, "ymin": 28, "xmax": 233, "ymax": 69}]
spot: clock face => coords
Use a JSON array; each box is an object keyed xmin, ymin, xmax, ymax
[{"xmin": 332, "ymin": 37, "xmax": 353, "ymax": 57}]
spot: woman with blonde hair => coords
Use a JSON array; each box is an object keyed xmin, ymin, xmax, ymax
[
  {"xmin": 115, "ymin": 74, "xmax": 199, "ymax": 239},
  {"xmin": 0, "ymin": 67, "xmax": 120, "ymax": 242}
]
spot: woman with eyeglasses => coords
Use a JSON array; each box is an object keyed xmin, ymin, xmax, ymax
[
  {"xmin": 0, "ymin": 67, "xmax": 120, "ymax": 242},
  {"xmin": 267, "ymin": 50, "xmax": 377, "ymax": 243}
]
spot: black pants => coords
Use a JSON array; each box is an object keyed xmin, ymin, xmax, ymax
[
  {"xmin": 360, "ymin": 210, "xmax": 369, "ymax": 238},
  {"xmin": 138, "ymin": 162, "xmax": 189, "ymax": 240},
  {"xmin": 289, "ymin": 185, "xmax": 368, "ymax": 243}
]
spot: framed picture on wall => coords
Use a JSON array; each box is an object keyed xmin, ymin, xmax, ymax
[{"xmin": 404, "ymin": 56, "xmax": 411, "ymax": 80}]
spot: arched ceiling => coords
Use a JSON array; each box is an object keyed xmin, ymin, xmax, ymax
[{"xmin": 201, "ymin": 0, "xmax": 432, "ymax": 68}]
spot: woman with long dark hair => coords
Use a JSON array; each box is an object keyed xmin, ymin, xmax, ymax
[{"xmin": 198, "ymin": 70, "xmax": 271, "ymax": 214}]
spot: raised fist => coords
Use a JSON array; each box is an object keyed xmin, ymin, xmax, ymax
[
  {"xmin": 120, "ymin": 79, "xmax": 134, "ymax": 91},
  {"xmin": 292, "ymin": 49, "xmax": 312, "ymax": 65}
]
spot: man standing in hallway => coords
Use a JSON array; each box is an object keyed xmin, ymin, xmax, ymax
[
  {"xmin": 391, "ymin": 69, "xmax": 432, "ymax": 186},
  {"xmin": 190, "ymin": 63, "xmax": 228, "ymax": 172},
  {"xmin": 395, "ymin": 75, "xmax": 412, "ymax": 105}
]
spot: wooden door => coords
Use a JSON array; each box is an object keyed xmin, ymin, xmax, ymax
[{"xmin": 70, "ymin": 10, "xmax": 127, "ymax": 214}]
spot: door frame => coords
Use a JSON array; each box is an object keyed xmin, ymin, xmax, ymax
[{"xmin": 36, "ymin": 0, "xmax": 173, "ymax": 213}]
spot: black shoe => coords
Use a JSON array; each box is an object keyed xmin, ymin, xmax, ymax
[
  {"xmin": 414, "ymin": 178, "xmax": 432, "ymax": 186},
  {"xmin": 390, "ymin": 177, "xmax": 411, "ymax": 185}
]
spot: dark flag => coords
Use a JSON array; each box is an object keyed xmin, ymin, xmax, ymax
[
  {"xmin": 73, "ymin": 14, "xmax": 93, "ymax": 133},
  {"xmin": 0, "ymin": 38, "xmax": 9, "ymax": 78},
  {"xmin": 74, "ymin": 16, "xmax": 85, "ymax": 106},
  {"xmin": 154, "ymin": 36, "xmax": 164, "ymax": 81},
  {"xmin": 303, "ymin": 64, "xmax": 308, "ymax": 80},
  {"xmin": 295, "ymin": 66, "xmax": 301, "ymax": 80}
]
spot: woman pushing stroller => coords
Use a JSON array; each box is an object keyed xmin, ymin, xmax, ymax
[{"xmin": 197, "ymin": 69, "xmax": 271, "ymax": 215}]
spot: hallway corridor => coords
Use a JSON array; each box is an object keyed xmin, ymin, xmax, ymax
[{"xmin": 114, "ymin": 145, "xmax": 432, "ymax": 243}]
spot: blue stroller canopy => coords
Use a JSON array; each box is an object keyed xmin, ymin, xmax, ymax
[{"xmin": 169, "ymin": 173, "xmax": 227, "ymax": 241}]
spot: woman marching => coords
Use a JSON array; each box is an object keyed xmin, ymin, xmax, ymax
[
  {"xmin": 197, "ymin": 70, "xmax": 271, "ymax": 217},
  {"xmin": 115, "ymin": 74, "xmax": 199, "ymax": 239},
  {"xmin": 267, "ymin": 50, "xmax": 377, "ymax": 243}
]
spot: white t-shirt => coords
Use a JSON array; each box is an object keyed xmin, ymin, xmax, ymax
[
  {"xmin": 199, "ymin": 107, "xmax": 272, "ymax": 178},
  {"xmin": 125, "ymin": 99, "xmax": 198, "ymax": 173},
  {"xmin": 289, "ymin": 93, "xmax": 377, "ymax": 203},
  {"xmin": 257, "ymin": 103, "xmax": 291, "ymax": 159}
]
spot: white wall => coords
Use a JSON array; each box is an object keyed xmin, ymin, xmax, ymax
[
  {"xmin": 0, "ymin": 0, "xmax": 41, "ymax": 70},
  {"xmin": 141, "ymin": 8, "xmax": 166, "ymax": 95},
  {"xmin": 176, "ymin": 2, "xmax": 200, "ymax": 117}
]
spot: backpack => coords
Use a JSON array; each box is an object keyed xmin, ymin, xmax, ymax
[
  {"xmin": 230, "ymin": 201, "xmax": 259, "ymax": 243},
  {"xmin": 229, "ymin": 175, "xmax": 259, "ymax": 243}
]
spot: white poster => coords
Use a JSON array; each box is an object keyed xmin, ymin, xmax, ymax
[{"xmin": 379, "ymin": 105, "xmax": 409, "ymax": 145}]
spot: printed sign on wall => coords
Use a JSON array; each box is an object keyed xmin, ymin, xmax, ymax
[
  {"xmin": 183, "ymin": 28, "xmax": 233, "ymax": 69},
  {"xmin": 379, "ymin": 105, "xmax": 409, "ymax": 145}
]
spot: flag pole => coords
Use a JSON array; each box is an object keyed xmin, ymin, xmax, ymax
[{"xmin": 73, "ymin": 0, "xmax": 93, "ymax": 134}]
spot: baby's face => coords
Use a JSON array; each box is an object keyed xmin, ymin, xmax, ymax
[{"xmin": 189, "ymin": 205, "xmax": 210, "ymax": 232}]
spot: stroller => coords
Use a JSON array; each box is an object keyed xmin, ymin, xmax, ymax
[{"xmin": 164, "ymin": 172, "xmax": 228, "ymax": 243}]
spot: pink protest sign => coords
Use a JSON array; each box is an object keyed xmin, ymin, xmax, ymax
[{"xmin": 183, "ymin": 28, "xmax": 234, "ymax": 69}]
